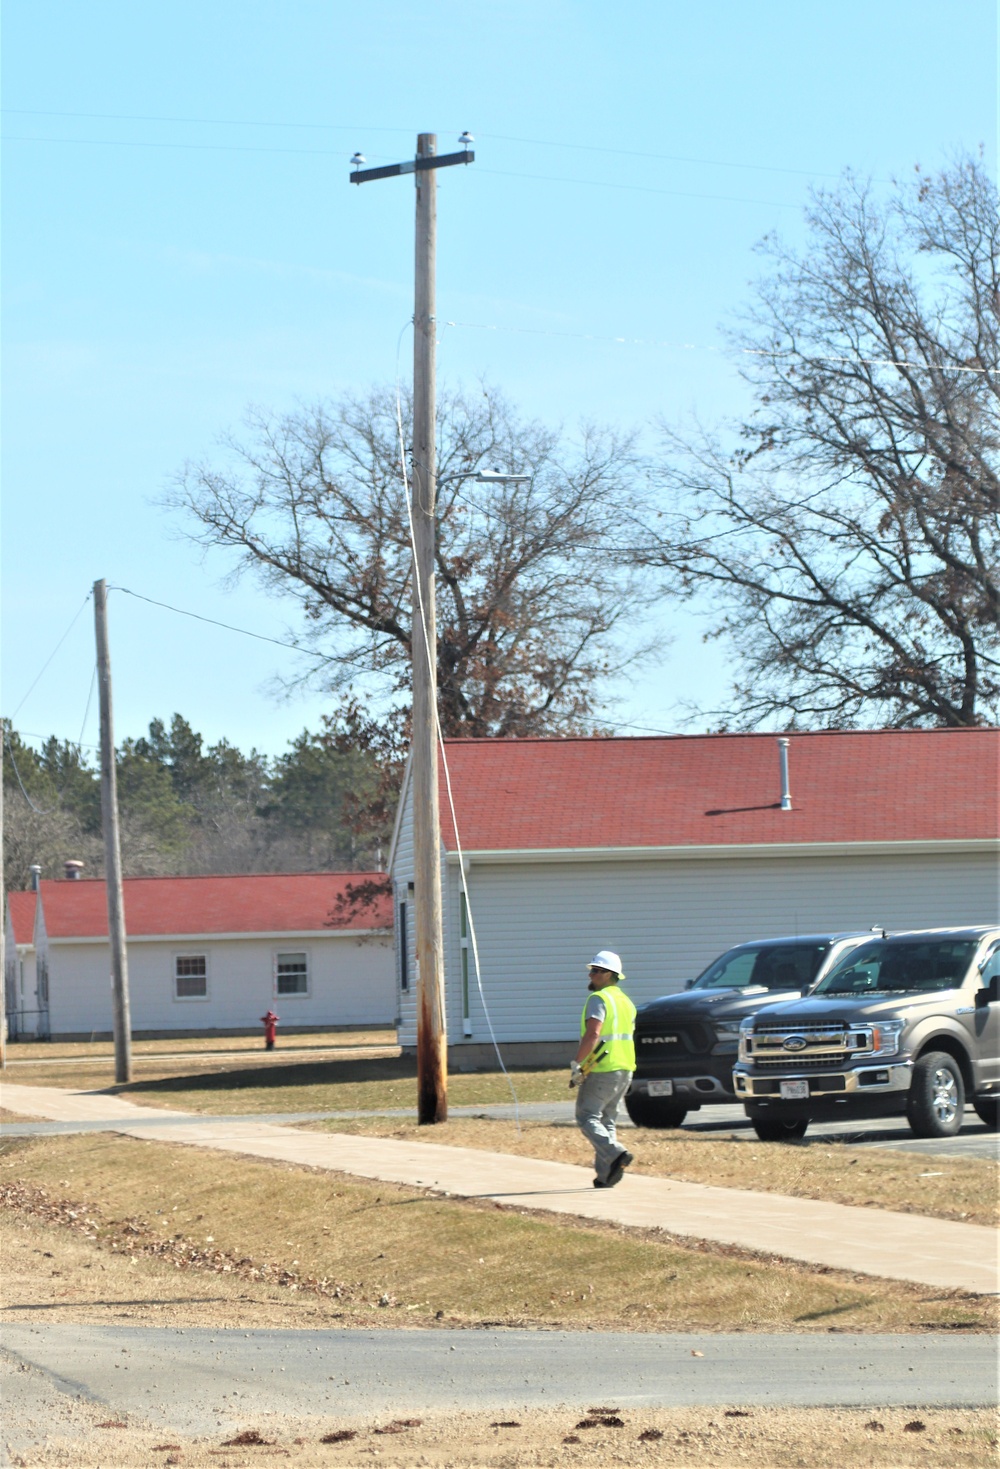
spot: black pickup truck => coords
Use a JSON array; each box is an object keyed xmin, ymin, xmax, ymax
[
  {"xmin": 625, "ymin": 932, "xmax": 870, "ymax": 1128},
  {"xmin": 733, "ymin": 927, "xmax": 1000, "ymax": 1140}
]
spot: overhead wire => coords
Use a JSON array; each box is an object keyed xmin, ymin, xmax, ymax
[
  {"xmin": 3, "ymin": 739, "xmax": 53, "ymax": 815},
  {"xmin": 442, "ymin": 318, "xmax": 993, "ymax": 375},
  {"xmin": 394, "ymin": 323, "xmax": 522, "ymax": 1130},
  {"xmin": 8, "ymin": 592, "xmax": 92, "ymax": 721},
  {"xmin": 111, "ymin": 586, "xmax": 332, "ymax": 660}
]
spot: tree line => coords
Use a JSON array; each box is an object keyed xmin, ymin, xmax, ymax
[{"xmin": 2, "ymin": 708, "xmax": 400, "ymax": 892}]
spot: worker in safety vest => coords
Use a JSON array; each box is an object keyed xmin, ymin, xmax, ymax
[{"xmin": 569, "ymin": 950, "xmax": 637, "ymax": 1188}]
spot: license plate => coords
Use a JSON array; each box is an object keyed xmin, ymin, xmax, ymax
[
  {"xmin": 779, "ymin": 1079, "xmax": 810, "ymax": 1100},
  {"xmin": 647, "ymin": 1080, "xmax": 674, "ymax": 1097}
]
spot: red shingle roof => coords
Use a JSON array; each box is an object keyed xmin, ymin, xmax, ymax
[
  {"xmin": 6, "ymin": 872, "xmax": 390, "ymax": 945},
  {"xmin": 435, "ymin": 729, "xmax": 999, "ymax": 852}
]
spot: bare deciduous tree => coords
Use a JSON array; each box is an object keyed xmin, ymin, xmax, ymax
[
  {"xmin": 639, "ymin": 156, "xmax": 999, "ymax": 729},
  {"xmin": 173, "ymin": 384, "xmax": 650, "ymax": 736}
]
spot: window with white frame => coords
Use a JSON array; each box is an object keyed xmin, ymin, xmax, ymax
[
  {"xmin": 174, "ymin": 954, "xmax": 208, "ymax": 999},
  {"xmin": 276, "ymin": 951, "xmax": 309, "ymax": 996}
]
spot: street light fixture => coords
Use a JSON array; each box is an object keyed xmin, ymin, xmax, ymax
[{"xmin": 436, "ymin": 467, "xmax": 531, "ymax": 487}]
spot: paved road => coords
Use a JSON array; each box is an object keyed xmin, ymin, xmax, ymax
[
  {"xmin": 5, "ymin": 1099, "xmax": 997, "ymax": 1160},
  {"xmin": 2, "ymin": 1325, "xmax": 995, "ymax": 1453}
]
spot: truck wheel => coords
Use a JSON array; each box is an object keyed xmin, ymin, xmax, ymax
[
  {"xmin": 751, "ymin": 1119, "xmax": 808, "ymax": 1142},
  {"xmin": 624, "ymin": 1092, "xmax": 688, "ymax": 1128},
  {"xmin": 972, "ymin": 1096, "xmax": 1000, "ymax": 1130},
  {"xmin": 906, "ymin": 1051, "xmax": 965, "ymax": 1138}
]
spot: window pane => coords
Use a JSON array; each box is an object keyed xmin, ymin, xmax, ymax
[
  {"xmin": 175, "ymin": 955, "xmax": 207, "ymax": 999},
  {"xmin": 277, "ymin": 952, "xmax": 308, "ymax": 995}
]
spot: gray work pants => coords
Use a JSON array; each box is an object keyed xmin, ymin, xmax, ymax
[{"xmin": 575, "ymin": 1069, "xmax": 632, "ymax": 1182}]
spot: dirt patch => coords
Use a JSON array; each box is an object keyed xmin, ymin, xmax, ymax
[
  {"xmin": 1, "ymin": 1134, "xmax": 994, "ymax": 1334},
  {"xmin": 301, "ymin": 1114, "xmax": 1000, "ymax": 1228},
  {"xmin": 7, "ymin": 1406, "xmax": 997, "ymax": 1467}
]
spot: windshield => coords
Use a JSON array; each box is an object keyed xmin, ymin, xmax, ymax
[
  {"xmin": 814, "ymin": 938, "xmax": 977, "ymax": 996},
  {"xmin": 691, "ymin": 943, "xmax": 829, "ymax": 991}
]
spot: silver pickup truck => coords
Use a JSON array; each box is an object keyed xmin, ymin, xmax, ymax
[{"xmin": 733, "ymin": 927, "xmax": 1000, "ymax": 1141}]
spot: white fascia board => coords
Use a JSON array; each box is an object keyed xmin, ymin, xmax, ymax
[
  {"xmin": 386, "ymin": 747, "xmax": 413, "ymax": 878},
  {"xmin": 47, "ymin": 928, "xmax": 391, "ymax": 947},
  {"xmin": 444, "ymin": 838, "xmax": 999, "ymax": 865}
]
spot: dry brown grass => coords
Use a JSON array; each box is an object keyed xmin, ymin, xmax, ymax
[
  {"xmin": 6, "ymin": 1029, "xmax": 396, "ymax": 1062},
  {"xmin": 12, "ymin": 1407, "xmax": 999, "ymax": 1468},
  {"xmin": 3, "ymin": 1049, "xmax": 567, "ymax": 1114},
  {"xmin": 300, "ymin": 1115, "xmax": 1000, "ymax": 1229},
  {"xmin": 2, "ymin": 1134, "xmax": 995, "ymax": 1334}
]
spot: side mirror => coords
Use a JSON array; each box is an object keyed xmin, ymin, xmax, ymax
[
  {"xmin": 975, "ymin": 973, "xmax": 1000, "ymax": 1009},
  {"xmin": 684, "ymin": 978, "xmax": 695, "ymax": 990}
]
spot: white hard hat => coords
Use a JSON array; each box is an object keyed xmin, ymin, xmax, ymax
[{"xmin": 588, "ymin": 950, "xmax": 622, "ymax": 976}]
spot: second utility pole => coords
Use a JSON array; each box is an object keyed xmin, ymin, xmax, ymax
[
  {"xmin": 350, "ymin": 133, "xmax": 474, "ymax": 1122},
  {"xmin": 94, "ymin": 579, "xmax": 133, "ymax": 1084}
]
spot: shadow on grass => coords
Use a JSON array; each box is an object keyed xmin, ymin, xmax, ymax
[{"xmin": 110, "ymin": 1054, "xmax": 420, "ymax": 1098}]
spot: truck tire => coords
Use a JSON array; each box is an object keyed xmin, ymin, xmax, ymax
[
  {"xmin": 906, "ymin": 1051, "xmax": 965, "ymax": 1138},
  {"xmin": 751, "ymin": 1118, "xmax": 808, "ymax": 1142},
  {"xmin": 624, "ymin": 1092, "xmax": 688, "ymax": 1128},
  {"xmin": 972, "ymin": 1096, "xmax": 1000, "ymax": 1130}
]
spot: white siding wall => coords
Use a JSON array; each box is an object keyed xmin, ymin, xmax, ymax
[
  {"xmin": 45, "ymin": 933, "xmax": 395, "ymax": 1036},
  {"xmin": 413, "ymin": 849, "xmax": 1000, "ymax": 1046}
]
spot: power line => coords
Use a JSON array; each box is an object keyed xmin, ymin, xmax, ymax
[
  {"xmin": 4, "ymin": 132, "xmax": 798, "ymax": 209},
  {"xmin": 444, "ymin": 319, "xmax": 993, "ymax": 375},
  {"xmin": 3, "ymin": 132, "xmax": 356, "ymax": 161},
  {"xmin": 8, "ymin": 592, "xmax": 92, "ymax": 721},
  {"xmin": 78, "ymin": 665, "xmax": 98, "ymax": 749},
  {"xmin": 3, "ymin": 107, "xmax": 852, "ymax": 183},
  {"xmin": 3, "ymin": 739, "xmax": 53, "ymax": 815},
  {"xmin": 111, "ymin": 585, "xmax": 331, "ymax": 660},
  {"xmin": 476, "ymin": 165, "xmax": 792, "ymax": 210}
]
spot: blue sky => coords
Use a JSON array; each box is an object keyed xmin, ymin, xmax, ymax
[{"xmin": 3, "ymin": 0, "xmax": 997, "ymax": 758}]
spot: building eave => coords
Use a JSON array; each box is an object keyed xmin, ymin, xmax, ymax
[
  {"xmin": 444, "ymin": 838, "xmax": 999, "ymax": 865},
  {"xmin": 45, "ymin": 927, "xmax": 392, "ymax": 947}
]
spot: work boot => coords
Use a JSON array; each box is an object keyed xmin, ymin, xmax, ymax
[{"xmin": 606, "ymin": 1150, "xmax": 634, "ymax": 1187}]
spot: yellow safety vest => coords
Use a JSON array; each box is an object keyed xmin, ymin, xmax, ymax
[{"xmin": 580, "ymin": 983, "xmax": 636, "ymax": 1073}]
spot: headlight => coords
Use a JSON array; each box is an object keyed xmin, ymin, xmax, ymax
[
  {"xmin": 869, "ymin": 1020, "xmax": 905, "ymax": 1057},
  {"xmin": 737, "ymin": 1018, "xmax": 754, "ymax": 1061},
  {"xmin": 714, "ymin": 1021, "xmax": 743, "ymax": 1039}
]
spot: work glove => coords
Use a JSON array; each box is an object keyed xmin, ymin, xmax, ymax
[{"xmin": 569, "ymin": 1061, "xmax": 583, "ymax": 1090}]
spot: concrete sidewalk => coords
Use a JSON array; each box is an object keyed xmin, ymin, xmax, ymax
[{"xmin": 3, "ymin": 1082, "xmax": 997, "ymax": 1295}]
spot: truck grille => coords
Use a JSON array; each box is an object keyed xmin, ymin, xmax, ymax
[
  {"xmin": 636, "ymin": 1023, "xmax": 714, "ymax": 1058},
  {"xmin": 746, "ymin": 1023, "xmax": 871, "ymax": 1068}
]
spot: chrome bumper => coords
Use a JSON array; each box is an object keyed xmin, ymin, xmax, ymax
[{"xmin": 733, "ymin": 1062, "xmax": 913, "ymax": 1098}]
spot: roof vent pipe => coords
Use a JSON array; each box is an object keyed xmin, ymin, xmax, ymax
[
  {"xmin": 64, "ymin": 860, "xmax": 85, "ymax": 881},
  {"xmin": 29, "ymin": 864, "xmax": 42, "ymax": 891},
  {"xmin": 777, "ymin": 738, "xmax": 792, "ymax": 812}
]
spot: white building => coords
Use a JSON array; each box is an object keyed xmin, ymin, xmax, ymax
[
  {"xmin": 5, "ymin": 871, "xmax": 394, "ymax": 1039},
  {"xmin": 389, "ymin": 728, "xmax": 1000, "ymax": 1067}
]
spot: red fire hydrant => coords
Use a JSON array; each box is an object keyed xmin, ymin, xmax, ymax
[{"xmin": 261, "ymin": 1009, "xmax": 279, "ymax": 1050}]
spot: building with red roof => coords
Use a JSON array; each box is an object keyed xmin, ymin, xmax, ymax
[
  {"xmin": 4, "ymin": 871, "xmax": 393, "ymax": 1040},
  {"xmin": 388, "ymin": 729, "xmax": 999, "ymax": 1062}
]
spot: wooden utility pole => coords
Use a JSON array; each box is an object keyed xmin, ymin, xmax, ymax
[
  {"xmin": 410, "ymin": 133, "xmax": 447, "ymax": 1122},
  {"xmin": 93, "ymin": 579, "xmax": 132, "ymax": 1083},
  {"xmin": 350, "ymin": 132, "xmax": 474, "ymax": 1124},
  {"xmin": 0, "ymin": 721, "xmax": 6, "ymax": 1070}
]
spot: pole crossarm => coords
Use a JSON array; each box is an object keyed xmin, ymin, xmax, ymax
[{"xmin": 350, "ymin": 149, "xmax": 474, "ymax": 185}]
